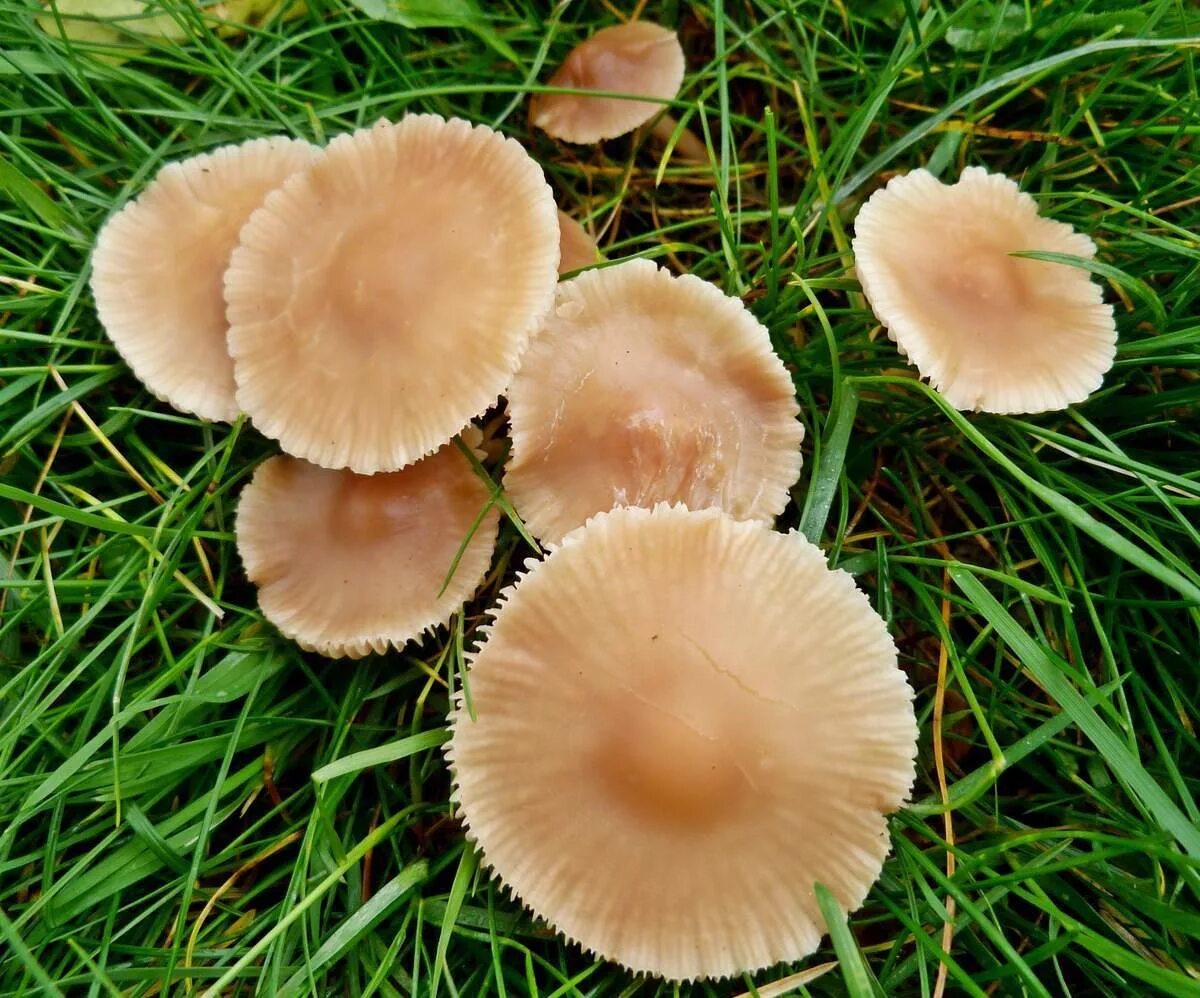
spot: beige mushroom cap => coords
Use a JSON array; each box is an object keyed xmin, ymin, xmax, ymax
[
  {"xmin": 448, "ymin": 504, "xmax": 917, "ymax": 980},
  {"xmin": 90, "ymin": 136, "xmax": 317, "ymax": 422},
  {"xmin": 236, "ymin": 437, "xmax": 499, "ymax": 659},
  {"xmin": 852, "ymin": 166, "xmax": 1117, "ymax": 413},
  {"xmin": 505, "ymin": 259, "xmax": 803, "ymax": 544},
  {"xmin": 556, "ymin": 210, "xmax": 599, "ymax": 275},
  {"xmin": 225, "ymin": 114, "xmax": 559, "ymax": 473},
  {"xmin": 531, "ymin": 21, "xmax": 685, "ymax": 143}
]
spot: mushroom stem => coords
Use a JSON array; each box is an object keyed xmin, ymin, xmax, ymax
[{"xmin": 649, "ymin": 113, "xmax": 707, "ymax": 162}]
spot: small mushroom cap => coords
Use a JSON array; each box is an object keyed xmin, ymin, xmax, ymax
[
  {"xmin": 531, "ymin": 21, "xmax": 685, "ymax": 143},
  {"xmin": 225, "ymin": 115, "xmax": 559, "ymax": 473},
  {"xmin": 505, "ymin": 259, "xmax": 803, "ymax": 544},
  {"xmin": 236, "ymin": 436, "xmax": 499, "ymax": 658},
  {"xmin": 90, "ymin": 136, "xmax": 317, "ymax": 422},
  {"xmin": 852, "ymin": 166, "xmax": 1117, "ymax": 413},
  {"xmin": 448, "ymin": 504, "xmax": 917, "ymax": 981},
  {"xmin": 556, "ymin": 210, "xmax": 599, "ymax": 275}
]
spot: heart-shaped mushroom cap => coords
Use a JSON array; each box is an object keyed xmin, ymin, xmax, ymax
[{"xmin": 852, "ymin": 166, "xmax": 1117, "ymax": 413}]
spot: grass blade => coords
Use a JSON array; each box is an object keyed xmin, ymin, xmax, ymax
[
  {"xmin": 278, "ymin": 861, "xmax": 429, "ymax": 996},
  {"xmin": 799, "ymin": 383, "xmax": 858, "ymax": 544},
  {"xmin": 311, "ymin": 729, "xmax": 449, "ymax": 783},
  {"xmin": 953, "ymin": 568, "xmax": 1200, "ymax": 857},
  {"xmin": 814, "ymin": 883, "xmax": 875, "ymax": 998}
]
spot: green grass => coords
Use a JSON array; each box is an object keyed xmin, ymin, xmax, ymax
[{"xmin": 1, "ymin": 0, "xmax": 1198, "ymax": 994}]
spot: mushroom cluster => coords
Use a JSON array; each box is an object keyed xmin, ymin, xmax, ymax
[
  {"xmin": 92, "ymin": 114, "xmax": 559, "ymax": 655},
  {"xmin": 88, "ymin": 12, "xmax": 1119, "ymax": 987}
]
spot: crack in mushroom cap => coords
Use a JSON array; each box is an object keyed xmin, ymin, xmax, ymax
[
  {"xmin": 505, "ymin": 259, "xmax": 804, "ymax": 545},
  {"xmin": 235, "ymin": 435, "xmax": 499, "ymax": 659},
  {"xmin": 852, "ymin": 166, "xmax": 1117, "ymax": 414},
  {"xmin": 225, "ymin": 114, "xmax": 560, "ymax": 473},
  {"xmin": 447, "ymin": 504, "xmax": 917, "ymax": 981},
  {"xmin": 90, "ymin": 136, "xmax": 317, "ymax": 422},
  {"xmin": 531, "ymin": 21, "xmax": 685, "ymax": 143}
]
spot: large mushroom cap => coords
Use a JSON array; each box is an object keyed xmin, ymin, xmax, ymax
[
  {"xmin": 448, "ymin": 504, "xmax": 917, "ymax": 981},
  {"xmin": 225, "ymin": 114, "xmax": 559, "ymax": 473},
  {"xmin": 90, "ymin": 136, "xmax": 317, "ymax": 422},
  {"xmin": 236, "ymin": 437, "xmax": 499, "ymax": 658},
  {"xmin": 852, "ymin": 166, "xmax": 1117, "ymax": 413},
  {"xmin": 531, "ymin": 21, "xmax": 685, "ymax": 143},
  {"xmin": 505, "ymin": 259, "xmax": 803, "ymax": 544}
]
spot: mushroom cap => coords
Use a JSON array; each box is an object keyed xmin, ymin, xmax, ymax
[
  {"xmin": 556, "ymin": 210, "xmax": 599, "ymax": 275},
  {"xmin": 448, "ymin": 503, "xmax": 917, "ymax": 981},
  {"xmin": 504, "ymin": 259, "xmax": 803, "ymax": 544},
  {"xmin": 851, "ymin": 166, "xmax": 1117, "ymax": 413},
  {"xmin": 531, "ymin": 21, "xmax": 685, "ymax": 143},
  {"xmin": 236, "ymin": 437, "xmax": 499, "ymax": 658},
  {"xmin": 91, "ymin": 136, "xmax": 317, "ymax": 422},
  {"xmin": 225, "ymin": 114, "xmax": 559, "ymax": 473}
]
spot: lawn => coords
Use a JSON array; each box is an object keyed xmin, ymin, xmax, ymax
[{"xmin": 1, "ymin": 0, "xmax": 1199, "ymax": 994}]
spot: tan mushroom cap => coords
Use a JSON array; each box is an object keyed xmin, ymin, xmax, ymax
[
  {"xmin": 852, "ymin": 166, "xmax": 1117, "ymax": 413},
  {"xmin": 225, "ymin": 114, "xmax": 559, "ymax": 473},
  {"xmin": 556, "ymin": 210, "xmax": 599, "ymax": 275},
  {"xmin": 531, "ymin": 21, "xmax": 685, "ymax": 143},
  {"xmin": 505, "ymin": 259, "xmax": 803, "ymax": 544},
  {"xmin": 90, "ymin": 136, "xmax": 317, "ymax": 422},
  {"xmin": 448, "ymin": 504, "xmax": 917, "ymax": 980},
  {"xmin": 236, "ymin": 436, "xmax": 499, "ymax": 658}
]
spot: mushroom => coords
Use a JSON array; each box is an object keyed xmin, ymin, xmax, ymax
[
  {"xmin": 225, "ymin": 114, "xmax": 559, "ymax": 473},
  {"xmin": 556, "ymin": 210, "xmax": 599, "ymax": 275},
  {"xmin": 851, "ymin": 166, "xmax": 1117, "ymax": 413},
  {"xmin": 448, "ymin": 503, "xmax": 917, "ymax": 981},
  {"xmin": 235, "ymin": 434, "xmax": 499, "ymax": 658},
  {"xmin": 531, "ymin": 21, "xmax": 686, "ymax": 144},
  {"xmin": 504, "ymin": 259, "xmax": 803, "ymax": 544},
  {"xmin": 90, "ymin": 136, "xmax": 317, "ymax": 422}
]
